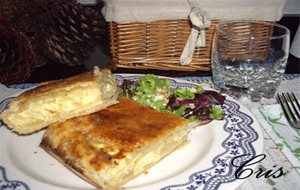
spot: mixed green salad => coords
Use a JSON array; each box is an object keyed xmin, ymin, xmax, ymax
[{"xmin": 121, "ymin": 74, "xmax": 225, "ymax": 121}]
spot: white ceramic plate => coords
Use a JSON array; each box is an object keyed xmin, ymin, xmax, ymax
[{"xmin": 0, "ymin": 74, "xmax": 263, "ymax": 190}]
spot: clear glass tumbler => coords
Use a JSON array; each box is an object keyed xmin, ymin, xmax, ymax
[{"xmin": 212, "ymin": 21, "xmax": 290, "ymax": 101}]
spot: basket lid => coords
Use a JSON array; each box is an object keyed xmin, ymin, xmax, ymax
[{"xmin": 102, "ymin": 0, "xmax": 287, "ymax": 23}]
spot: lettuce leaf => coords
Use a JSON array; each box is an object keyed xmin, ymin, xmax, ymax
[{"xmin": 210, "ymin": 106, "xmax": 224, "ymax": 120}]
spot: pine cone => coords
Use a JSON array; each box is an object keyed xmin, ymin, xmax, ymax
[
  {"xmin": 0, "ymin": 0, "xmax": 107, "ymax": 67},
  {"xmin": 0, "ymin": 0, "xmax": 26, "ymax": 22},
  {"xmin": 0, "ymin": 0, "xmax": 49, "ymax": 67},
  {"xmin": 45, "ymin": 1, "xmax": 106, "ymax": 66},
  {"xmin": 0, "ymin": 27, "xmax": 36, "ymax": 84}
]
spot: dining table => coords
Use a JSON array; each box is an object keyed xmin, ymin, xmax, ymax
[{"xmin": 0, "ymin": 72, "xmax": 299, "ymax": 190}]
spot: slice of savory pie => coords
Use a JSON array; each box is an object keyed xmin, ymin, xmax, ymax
[
  {"xmin": 0, "ymin": 67, "xmax": 119, "ymax": 134},
  {"xmin": 40, "ymin": 97, "xmax": 190, "ymax": 189}
]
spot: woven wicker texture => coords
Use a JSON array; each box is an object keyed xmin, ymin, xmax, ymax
[
  {"xmin": 216, "ymin": 22, "xmax": 273, "ymax": 61},
  {"xmin": 109, "ymin": 20, "xmax": 218, "ymax": 71}
]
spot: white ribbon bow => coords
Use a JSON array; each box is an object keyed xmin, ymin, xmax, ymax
[{"xmin": 180, "ymin": 5, "xmax": 211, "ymax": 66}]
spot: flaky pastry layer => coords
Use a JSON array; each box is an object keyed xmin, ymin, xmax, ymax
[
  {"xmin": 0, "ymin": 68, "xmax": 119, "ymax": 134},
  {"xmin": 41, "ymin": 97, "xmax": 190, "ymax": 189}
]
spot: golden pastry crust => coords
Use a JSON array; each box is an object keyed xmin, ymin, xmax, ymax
[
  {"xmin": 0, "ymin": 68, "xmax": 119, "ymax": 134},
  {"xmin": 13, "ymin": 70, "xmax": 98, "ymax": 105},
  {"xmin": 41, "ymin": 97, "xmax": 190, "ymax": 189}
]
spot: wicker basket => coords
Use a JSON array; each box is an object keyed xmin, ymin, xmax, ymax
[
  {"xmin": 108, "ymin": 19, "xmax": 276, "ymax": 71},
  {"xmin": 108, "ymin": 20, "xmax": 219, "ymax": 71}
]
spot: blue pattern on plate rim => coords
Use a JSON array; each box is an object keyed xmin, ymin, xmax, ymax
[
  {"xmin": 0, "ymin": 166, "xmax": 29, "ymax": 190},
  {"xmin": 8, "ymin": 83, "xmax": 38, "ymax": 90},
  {"xmin": 0, "ymin": 75, "xmax": 259, "ymax": 190}
]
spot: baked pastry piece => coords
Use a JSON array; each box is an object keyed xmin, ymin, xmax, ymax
[
  {"xmin": 0, "ymin": 67, "xmax": 119, "ymax": 134},
  {"xmin": 40, "ymin": 97, "xmax": 190, "ymax": 189}
]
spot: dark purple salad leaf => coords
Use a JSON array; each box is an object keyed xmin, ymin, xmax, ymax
[
  {"xmin": 193, "ymin": 94, "xmax": 210, "ymax": 106},
  {"xmin": 167, "ymin": 96, "xmax": 197, "ymax": 110},
  {"xmin": 194, "ymin": 107, "xmax": 211, "ymax": 120},
  {"xmin": 202, "ymin": 91, "xmax": 226, "ymax": 105},
  {"xmin": 182, "ymin": 106, "xmax": 212, "ymax": 120},
  {"xmin": 166, "ymin": 95, "xmax": 181, "ymax": 110}
]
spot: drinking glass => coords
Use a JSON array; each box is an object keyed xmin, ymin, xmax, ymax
[{"xmin": 211, "ymin": 21, "xmax": 290, "ymax": 101}]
